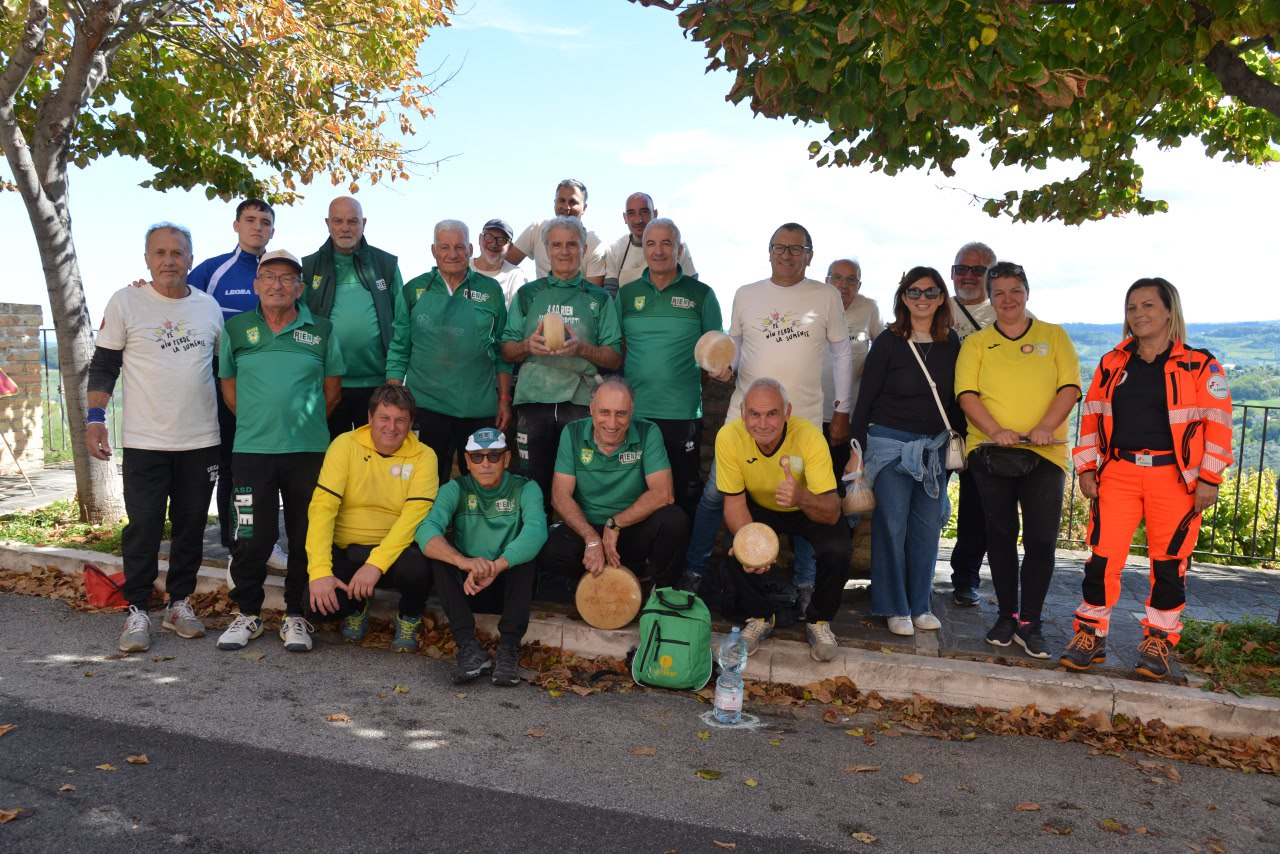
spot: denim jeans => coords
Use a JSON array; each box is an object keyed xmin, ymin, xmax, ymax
[
  {"xmin": 685, "ymin": 458, "xmax": 724, "ymax": 577},
  {"xmin": 866, "ymin": 425, "xmax": 949, "ymax": 618}
]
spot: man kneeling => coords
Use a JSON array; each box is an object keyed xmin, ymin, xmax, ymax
[
  {"xmin": 306, "ymin": 384, "xmax": 439, "ymax": 650},
  {"xmin": 417, "ymin": 428, "xmax": 548, "ymax": 685}
]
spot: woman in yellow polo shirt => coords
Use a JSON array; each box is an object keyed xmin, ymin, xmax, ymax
[{"xmin": 955, "ymin": 262, "xmax": 1081, "ymax": 659}]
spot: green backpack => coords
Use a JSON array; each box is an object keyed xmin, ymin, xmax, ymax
[{"xmin": 631, "ymin": 587, "xmax": 713, "ymax": 691}]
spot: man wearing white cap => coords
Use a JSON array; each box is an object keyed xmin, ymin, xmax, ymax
[
  {"xmin": 216, "ymin": 249, "xmax": 345, "ymax": 654},
  {"xmin": 417, "ymin": 427, "xmax": 548, "ymax": 685},
  {"xmin": 471, "ymin": 218, "xmax": 528, "ymax": 306}
]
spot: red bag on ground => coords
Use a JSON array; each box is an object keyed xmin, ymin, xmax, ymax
[{"xmin": 83, "ymin": 562, "xmax": 127, "ymax": 610}]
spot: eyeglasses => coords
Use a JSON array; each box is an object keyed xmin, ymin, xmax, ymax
[
  {"xmin": 466, "ymin": 451, "xmax": 505, "ymax": 464},
  {"xmin": 769, "ymin": 243, "xmax": 811, "ymax": 257},
  {"xmin": 827, "ymin": 274, "xmax": 860, "ymax": 286},
  {"xmin": 481, "ymin": 233, "xmax": 510, "ymax": 246},
  {"xmin": 257, "ymin": 274, "xmax": 299, "ymax": 286},
  {"xmin": 951, "ymin": 264, "xmax": 989, "ymax": 277},
  {"xmin": 905, "ymin": 286, "xmax": 944, "ymax": 300}
]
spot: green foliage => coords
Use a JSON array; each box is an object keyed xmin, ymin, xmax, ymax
[
  {"xmin": 669, "ymin": 0, "xmax": 1280, "ymax": 223},
  {"xmin": 0, "ymin": 499, "xmax": 128, "ymax": 553},
  {"xmin": 1180, "ymin": 617, "xmax": 1280, "ymax": 698},
  {"xmin": 1198, "ymin": 467, "xmax": 1280, "ymax": 564}
]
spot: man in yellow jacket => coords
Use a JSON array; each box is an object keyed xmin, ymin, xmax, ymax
[{"xmin": 306, "ymin": 384, "xmax": 439, "ymax": 651}]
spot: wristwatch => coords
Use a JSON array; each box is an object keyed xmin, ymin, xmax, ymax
[{"xmin": 605, "ymin": 516, "xmax": 622, "ymax": 533}]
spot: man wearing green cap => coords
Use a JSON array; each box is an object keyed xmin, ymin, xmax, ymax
[{"xmin": 417, "ymin": 426, "xmax": 547, "ymax": 685}]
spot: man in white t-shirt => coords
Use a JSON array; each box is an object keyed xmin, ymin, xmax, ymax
[
  {"xmin": 471, "ymin": 218, "xmax": 528, "ymax": 306},
  {"xmin": 505, "ymin": 179, "xmax": 607, "ymax": 286},
  {"xmin": 679, "ymin": 223, "xmax": 853, "ymax": 592},
  {"xmin": 602, "ymin": 192, "xmax": 697, "ymax": 296},
  {"xmin": 87, "ymin": 223, "xmax": 224, "ymax": 654}
]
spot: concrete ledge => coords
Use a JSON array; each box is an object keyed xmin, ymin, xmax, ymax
[{"xmin": 4, "ymin": 540, "xmax": 1279, "ymax": 739}]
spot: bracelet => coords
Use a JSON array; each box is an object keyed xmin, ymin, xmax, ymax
[
  {"xmin": 584, "ymin": 540, "xmax": 601, "ymax": 548},
  {"xmin": 87, "ymin": 407, "xmax": 107, "ymax": 425}
]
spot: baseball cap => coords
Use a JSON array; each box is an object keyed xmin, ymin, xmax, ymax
[
  {"xmin": 258, "ymin": 249, "xmax": 303, "ymax": 272},
  {"xmin": 482, "ymin": 219, "xmax": 514, "ymax": 240},
  {"xmin": 465, "ymin": 427, "xmax": 508, "ymax": 451}
]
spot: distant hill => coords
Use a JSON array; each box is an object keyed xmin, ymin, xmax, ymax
[{"xmin": 1061, "ymin": 321, "xmax": 1280, "ymax": 368}]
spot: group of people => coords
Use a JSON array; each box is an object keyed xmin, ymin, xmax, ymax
[{"xmin": 84, "ymin": 176, "xmax": 1233, "ymax": 687}]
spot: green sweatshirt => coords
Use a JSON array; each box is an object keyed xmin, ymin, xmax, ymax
[{"xmin": 414, "ymin": 472, "xmax": 548, "ymax": 566}]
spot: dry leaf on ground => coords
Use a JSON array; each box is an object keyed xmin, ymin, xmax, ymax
[
  {"xmin": 696, "ymin": 769, "xmax": 723, "ymax": 780},
  {"xmin": 744, "ymin": 778, "xmax": 759, "ymax": 788},
  {"xmin": 712, "ymin": 842, "xmax": 736, "ymax": 850},
  {"xmin": 239, "ymin": 651, "xmax": 265, "ymax": 662},
  {"xmin": 95, "ymin": 764, "xmax": 117, "ymax": 772},
  {"xmin": 844, "ymin": 765, "xmax": 880, "ymax": 773},
  {"xmin": 903, "ymin": 773, "xmax": 923, "ymax": 784},
  {"xmin": 0, "ymin": 724, "xmax": 15, "ymax": 737},
  {"xmin": 851, "ymin": 832, "xmax": 878, "ymax": 843},
  {"xmin": 1041, "ymin": 823, "xmax": 1071, "ymax": 835},
  {"xmin": 0, "ymin": 808, "xmax": 23, "ymax": 824},
  {"xmin": 324, "ymin": 714, "xmax": 351, "ymax": 723},
  {"xmin": 1016, "ymin": 802, "xmax": 1041, "ymax": 811},
  {"xmin": 59, "ymin": 784, "xmax": 76, "ymax": 792},
  {"xmin": 126, "ymin": 754, "xmax": 148, "ymax": 765},
  {"xmin": 393, "ymin": 685, "xmax": 409, "ymax": 695},
  {"xmin": 628, "ymin": 746, "xmax": 656, "ymax": 757},
  {"xmin": 697, "ymin": 731, "xmax": 710, "ymax": 740},
  {"xmin": 525, "ymin": 728, "xmax": 546, "ymax": 738},
  {"xmin": 1099, "ymin": 818, "xmax": 1129, "ymax": 834}
]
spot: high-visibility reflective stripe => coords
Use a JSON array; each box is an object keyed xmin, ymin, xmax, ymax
[
  {"xmin": 1202, "ymin": 456, "xmax": 1229, "ymax": 474},
  {"xmin": 1072, "ymin": 448, "xmax": 1097, "ymax": 468},
  {"xmin": 1081, "ymin": 401, "xmax": 1111, "ymax": 417},
  {"xmin": 1144, "ymin": 607, "xmax": 1183, "ymax": 631},
  {"xmin": 1181, "ymin": 467, "xmax": 1200, "ymax": 484},
  {"xmin": 1168, "ymin": 407, "xmax": 1231, "ymax": 427},
  {"xmin": 1076, "ymin": 602, "xmax": 1110, "ymax": 620},
  {"xmin": 1205, "ymin": 442, "xmax": 1231, "ymax": 458}
]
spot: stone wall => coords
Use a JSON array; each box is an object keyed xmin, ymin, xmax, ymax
[{"xmin": 0, "ymin": 304, "xmax": 44, "ymax": 477}]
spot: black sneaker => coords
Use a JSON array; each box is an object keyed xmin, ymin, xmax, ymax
[
  {"xmin": 1059, "ymin": 625, "xmax": 1106, "ymax": 671},
  {"xmin": 953, "ymin": 587, "xmax": 979, "ymax": 607},
  {"xmin": 1013, "ymin": 622, "xmax": 1050, "ymax": 659},
  {"xmin": 986, "ymin": 615, "xmax": 1018, "ymax": 647},
  {"xmin": 1134, "ymin": 630, "xmax": 1185, "ymax": 683},
  {"xmin": 492, "ymin": 640, "xmax": 521, "ymax": 687},
  {"xmin": 451, "ymin": 639, "xmax": 493, "ymax": 684},
  {"xmin": 675, "ymin": 570, "xmax": 702, "ymax": 595}
]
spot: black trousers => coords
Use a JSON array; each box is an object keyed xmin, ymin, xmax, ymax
[
  {"xmin": 430, "ymin": 558, "xmax": 536, "ymax": 643},
  {"xmin": 214, "ymin": 371, "xmax": 237, "ymax": 549},
  {"xmin": 514, "ymin": 402, "xmax": 589, "ymax": 500},
  {"xmin": 949, "ymin": 466, "xmax": 988, "ymax": 591},
  {"xmin": 822, "ymin": 421, "xmax": 851, "ymax": 497},
  {"xmin": 968, "ymin": 451, "xmax": 1065, "ymax": 624},
  {"xmin": 328, "ymin": 385, "xmax": 376, "ymax": 440},
  {"xmin": 120, "ymin": 446, "xmax": 219, "ymax": 611},
  {"xmin": 319, "ymin": 543, "xmax": 433, "ymax": 618},
  {"xmin": 229, "ymin": 451, "xmax": 324, "ymax": 615},
  {"xmin": 416, "ymin": 408, "xmax": 493, "ymax": 486},
  {"xmin": 649, "ymin": 417, "xmax": 703, "ymax": 517},
  {"xmin": 728, "ymin": 500, "xmax": 850, "ymax": 623},
  {"xmin": 537, "ymin": 505, "xmax": 690, "ymax": 588}
]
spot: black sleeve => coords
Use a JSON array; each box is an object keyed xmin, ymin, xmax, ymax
[
  {"xmin": 850, "ymin": 329, "xmax": 892, "ymax": 450},
  {"xmin": 87, "ymin": 346, "xmax": 124, "ymax": 396}
]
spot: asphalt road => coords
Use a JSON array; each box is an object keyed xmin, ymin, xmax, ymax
[{"xmin": 2, "ymin": 594, "xmax": 1278, "ymax": 852}]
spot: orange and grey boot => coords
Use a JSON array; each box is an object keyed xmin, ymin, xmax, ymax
[
  {"xmin": 1059, "ymin": 624, "xmax": 1106, "ymax": 672},
  {"xmin": 1134, "ymin": 628, "xmax": 1185, "ymax": 684}
]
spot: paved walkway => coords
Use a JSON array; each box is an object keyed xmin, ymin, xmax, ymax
[{"xmin": 5, "ymin": 463, "xmax": 1278, "ymax": 681}]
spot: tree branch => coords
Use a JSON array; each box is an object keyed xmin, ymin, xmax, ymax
[
  {"xmin": 1204, "ymin": 41, "xmax": 1280, "ymax": 119},
  {"xmin": 0, "ymin": 1, "xmax": 50, "ymax": 107}
]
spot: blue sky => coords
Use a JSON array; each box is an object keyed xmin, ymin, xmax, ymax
[{"xmin": 4, "ymin": 0, "xmax": 1278, "ymax": 327}]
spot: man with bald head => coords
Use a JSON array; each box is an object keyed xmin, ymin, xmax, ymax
[
  {"xmin": 603, "ymin": 192, "xmax": 697, "ymax": 296},
  {"xmin": 506, "ymin": 179, "xmax": 607, "ymax": 286},
  {"xmin": 303, "ymin": 196, "xmax": 404, "ymax": 437}
]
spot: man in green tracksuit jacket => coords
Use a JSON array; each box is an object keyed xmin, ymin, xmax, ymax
[
  {"xmin": 416, "ymin": 428, "xmax": 548, "ymax": 687},
  {"xmin": 302, "ymin": 196, "xmax": 404, "ymax": 438}
]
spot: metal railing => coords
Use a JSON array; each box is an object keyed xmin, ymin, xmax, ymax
[{"xmin": 39, "ymin": 327, "xmax": 122, "ymax": 460}]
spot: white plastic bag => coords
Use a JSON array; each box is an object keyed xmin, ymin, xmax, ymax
[{"xmin": 841, "ymin": 438, "xmax": 876, "ymax": 515}]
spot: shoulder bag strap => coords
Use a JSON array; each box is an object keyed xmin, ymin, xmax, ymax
[
  {"xmin": 955, "ymin": 301, "xmax": 983, "ymax": 333},
  {"xmin": 907, "ymin": 340, "xmax": 954, "ymax": 432}
]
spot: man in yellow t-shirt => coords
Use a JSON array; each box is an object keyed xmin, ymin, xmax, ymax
[{"xmin": 716, "ymin": 378, "xmax": 850, "ymax": 662}]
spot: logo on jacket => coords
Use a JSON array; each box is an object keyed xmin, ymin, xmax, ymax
[
  {"xmin": 1206, "ymin": 374, "xmax": 1230, "ymax": 400},
  {"xmin": 580, "ymin": 448, "xmax": 594, "ymax": 465},
  {"xmin": 311, "ymin": 275, "xmax": 322, "ymax": 290},
  {"xmin": 633, "ymin": 296, "xmax": 646, "ymax": 311},
  {"xmin": 671, "ymin": 296, "xmax": 695, "ymax": 309},
  {"xmin": 246, "ymin": 327, "xmax": 260, "ymax": 345},
  {"xmin": 293, "ymin": 330, "xmax": 321, "ymax": 346},
  {"xmin": 467, "ymin": 494, "xmax": 478, "ymax": 510},
  {"xmin": 375, "ymin": 278, "xmax": 387, "ymax": 291}
]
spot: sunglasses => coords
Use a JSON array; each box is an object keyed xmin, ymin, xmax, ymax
[
  {"xmin": 987, "ymin": 262, "xmax": 1026, "ymax": 280},
  {"xmin": 466, "ymin": 451, "xmax": 505, "ymax": 463},
  {"xmin": 905, "ymin": 286, "xmax": 943, "ymax": 300},
  {"xmin": 951, "ymin": 264, "xmax": 989, "ymax": 276}
]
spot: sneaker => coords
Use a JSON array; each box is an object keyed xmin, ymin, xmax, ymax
[
  {"xmin": 161, "ymin": 598, "xmax": 205, "ymax": 639},
  {"xmin": 217, "ymin": 613, "xmax": 264, "ymax": 650},
  {"xmin": 1134, "ymin": 630, "xmax": 1185, "ymax": 683},
  {"xmin": 391, "ymin": 614, "xmax": 422, "ymax": 652},
  {"xmin": 986, "ymin": 615, "xmax": 1018, "ymax": 647},
  {"xmin": 451, "ymin": 638, "xmax": 493, "ymax": 684},
  {"xmin": 1013, "ymin": 621, "xmax": 1050, "ymax": 659},
  {"xmin": 492, "ymin": 640, "xmax": 522, "ymax": 687},
  {"xmin": 674, "ymin": 570, "xmax": 703, "ymax": 594},
  {"xmin": 1059, "ymin": 625, "xmax": 1106, "ymax": 671},
  {"xmin": 795, "ymin": 583, "xmax": 814, "ymax": 617},
  {"xmin": 953, "ymin": 587, "xmax": 979, "ymax": 607},
  {"xmin": 886, "ymin": 616, "xmax": 915, "ymax": 636},
  {"xmin": 267, "ymin": 544, "xmax": 289, "ymax": 571},
  {"xmin": 805, "ymin": 620, "xmax": 839, "ymax": 662},
  {"xmin": 913, "ymin": 613, "xmax": 942, "ymax": 631},
  {"xmin": 342, "ymin": 601, "xmax": 370, "ymax": 642},
  {"xmin": 740, "ymin": 616, "xmax": 775, "ymax": 656},
  {"xmin": 280, "ymin": 615, "xmax": 314, "ymax": 652},
  {"xmin": 118, "ymin": 606, "xmax": 152, "ymax": 653}
]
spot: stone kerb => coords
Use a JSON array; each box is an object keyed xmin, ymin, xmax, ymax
[{"xmin": 0, "ymin": 303, "xmax": 44, "ymax": 477}]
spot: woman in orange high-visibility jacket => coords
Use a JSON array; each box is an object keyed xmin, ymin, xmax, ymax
[{"xmin": 1059, "ymin": 278, "xmax": 1232, "ymax": 683}]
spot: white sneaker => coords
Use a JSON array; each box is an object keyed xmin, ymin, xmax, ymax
[
  {"xmin": 887, "ymin": 616, "xmax": 915, "ymax": 636},
  {"xmin": 217, "ymin": 613, "xmax": 264, "ymax": 650},
  {"xmin": 118, "ymin": 606, "xmax": 152, "ymax": 653},
  {"xmin": 267, "ymin": 544, "xmax": 289, "ymax": 570},
  {"xmin": 161, "ymin": 598, "xmax": 206, "ymax": 638},
  {"xmin": 805, "ymin": 620, "xmax": 839, "ymax": 662},
  {"xmin": 280, "ymin": 615, "xmax": 314, "ymax": 652},
  {"xmin": 740, "ymin": 615, "xmax": 775, "ymax": 656},
  {"xmin": 913, "ymin": 613, "xmax": 942, "ymax": 631}
]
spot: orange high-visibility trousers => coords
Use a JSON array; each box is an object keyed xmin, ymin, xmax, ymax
[{"xmin": 1072, "ymin": 457, "xmax": 1201, "ymax": 646}]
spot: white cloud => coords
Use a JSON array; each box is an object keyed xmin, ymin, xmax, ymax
[{"xmin": 449, "ymin": 1, "xmax": 586, "ymax": 43}]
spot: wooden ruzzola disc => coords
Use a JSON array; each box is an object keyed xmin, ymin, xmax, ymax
[
  {"xmin": 693, "ymin": 330, "xmax": 736, "ymax": 373},
  {"xmin": 542, "ymin": 311, "xmax": 567, "ymax": 351},
  {"xmin": 733, "ymin": 522, "xmax": 779, "ymax": 570},
  {"xmin": 575, "ymin": 564, "xmax": 643, "ymax": 629}
]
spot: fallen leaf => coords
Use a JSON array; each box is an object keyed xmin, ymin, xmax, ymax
[
  {"xmin": 769, "ymin": 738, "xmax": 783, "ymax": 746},
  {"xmin": 0, "ymin": 808, "xmax": 22, "ymax": 824},
  {"xmin": 83, "ymin": 672, "xmax": 95, "ymax": 677},
  {"xmin": 822, "ymin": 709, "xmax": 840, "ymax": 723},
  {"xmin": 1016, "ymin": 802, "xmax": 1041, "ymax": 811},
  {"xmin": 881, "ymin": 728, "xmax": 902, "ymax": 737},
  {"xmin": 96, "ymin": 764, "xmax": 117, "ymax": 772},
  {"xmin": 1099, "ymin": 818, "xmax": 1129, "ymax": 834},
  {"xmin": 744, "ymin": 778, "xmax": 759, "ymax": 788},
  {"xmin": 903, "ymin": 773, "xmax": 923, "ymax": 784},
  {"xmin": 712, "ymin": 841, "xmax": 736, "ymax": 850},
  {"xmin": 454, "ymin": 693, "xmax": 467, "ymax": 699},
  {"xmin": 961, "ymin": 732, "xmax": 979, "ymax": 741},
  {"xmin": 0, "ymin": 724, "xmax": 15, "ymax": 737},
  {"xmin": 324, "ymin": 713, "xmax": 351, "ymax": 723},
  {"xmin": 239, "ymin": 651, "xmax": 266, "ymax": 662},
  {"xmin": 150, "ymin": 655, "xmax": 175, "ymax": 662},
  {"xmin": 58, "ymin": 784, "xmax": 76, "ymax": 793},
  {"xmin": 525, "ymin": 728, "xmax": 546, "ymax": 738},
  {"xmin": 695, "ymin": 769, "xmax": 723, "ymax": 780},
  {"xmin": 851, "ymin": 832, "xmax": 878, "ymax": 844},
  {"xmin": 844, "ymin": 765, "xmax": 881, "ymax": 773},
  {"xmin": 629, "ymin": 746, "xmax": 656, "ymax": 757},
  {"xmin": 548, "ymin": 690, "xmax": 563, "ymax": 698},
  {"xmin": 697, "ymin": 731, "xmax": 710, "ymax": 740},
  {"xmin": 844, "ymin": 728, "xmax": 863, "ymax": 736},
  {"xmin": 393, "ymin": 684, "xmax": 409, "ymax": 695},
  {"xmin": 1041, "ymin": 823, "xmax": 1071, "ymax": 835},
  {"xmin": 126, "ymin": 754, "xmax": 148, "ymax": 765}
]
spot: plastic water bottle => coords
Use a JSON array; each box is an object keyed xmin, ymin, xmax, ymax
[{"xmin": 713, "ymin": 627, "xmax": 748, "ymax": 725}]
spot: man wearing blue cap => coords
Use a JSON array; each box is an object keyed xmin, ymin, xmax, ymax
[{"xmin": 417, "ymin": 427, "xmax": 548, "ymax": 686}]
